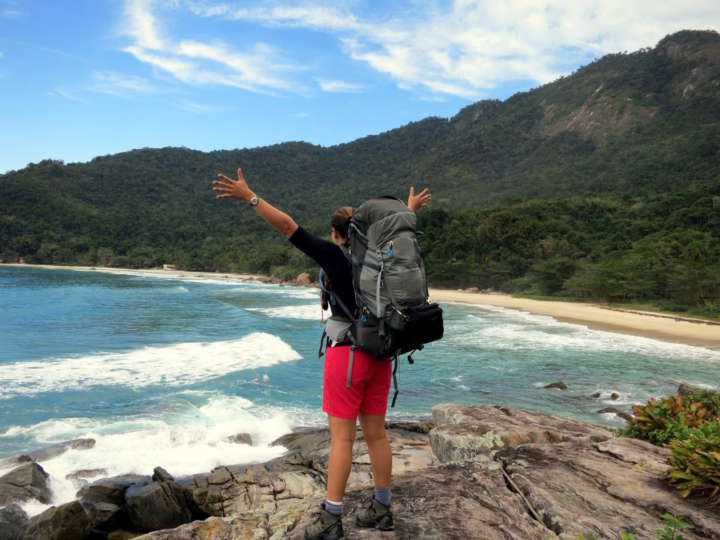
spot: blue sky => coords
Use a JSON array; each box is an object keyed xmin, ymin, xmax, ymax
[{"xmin": 1, "ymin": 0, "xmax": 718, "ymax": 173}]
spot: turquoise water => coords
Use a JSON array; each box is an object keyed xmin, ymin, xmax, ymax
[{"xmin": 1, "ymin": 265, "xmax": 719, "ymax": 514}]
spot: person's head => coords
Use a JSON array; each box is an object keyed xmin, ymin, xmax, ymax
[{"xmin": 331, "ymin": 206, "xmax": 354, "ymax": 246}]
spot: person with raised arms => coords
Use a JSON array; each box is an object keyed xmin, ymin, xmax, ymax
[{"xmin": 213, "ymin": 168, "xmax": 430, "ymax": 539}]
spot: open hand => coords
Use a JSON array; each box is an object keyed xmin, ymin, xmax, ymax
[
  {"xmin": 408, "ymin": 185, "xmax": 431, "ymax": 211},
  {"xmin": 212, "ymin": 167, "xmax": 254, "ymax": 202}
]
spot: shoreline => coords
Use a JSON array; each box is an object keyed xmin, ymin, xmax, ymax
[
  {"xmin": 3, "ymin": 262, "xmax": 719, "ymax": 350},
  {"xmin": 428, "ymin": 288, "xmax": 720, "ymax": 350}
]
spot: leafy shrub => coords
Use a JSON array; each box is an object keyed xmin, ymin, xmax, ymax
[
  {"xmin": 622, "ymin": 389, "xmax": 720, "ymax": 504},
  {"xmin": 656, "ymin": 512, "xmax": 692, "ymax": 540},
  {"xmin": 622, "ymin": 390, "xmax": 720, "ymax": 445},
  {"xmin": 669, "ymin": 421, "xmax": 720, "ymax": 503}
]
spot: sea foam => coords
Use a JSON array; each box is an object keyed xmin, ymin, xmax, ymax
[
  {"xmin": 247, "ymin": 304, "xmax": 329, "ymax": 320},
  {"xmin": 452, "ymin": 307, "xmax": 720, "ymax": 362},
  {"xmin": 0, "ymin": 394, "xmax": 319, "ymax": 517},
  {"xmin": 0, "ymin": 333, "xmax": 301, "ymax": 398}
]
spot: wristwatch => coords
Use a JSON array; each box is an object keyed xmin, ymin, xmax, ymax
[{"xmin": 248, "ymin": 194, "xmax": 259, "ymax": 207}]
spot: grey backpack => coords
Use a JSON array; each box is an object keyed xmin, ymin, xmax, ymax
[{"xmin": 320, "ymin": 196, "xmax": 444, "ymax": 406}]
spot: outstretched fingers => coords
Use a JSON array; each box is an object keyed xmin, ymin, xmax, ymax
[{"xmin": 216, "ymin": 173, "xmax": 235, "ymax": 184}]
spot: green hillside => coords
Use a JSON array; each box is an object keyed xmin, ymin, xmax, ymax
[{"xmin": 1, "ymin": 30, "xmax": 719, "ymax": 316}]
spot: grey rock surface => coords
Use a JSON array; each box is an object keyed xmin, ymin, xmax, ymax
[
  {"xmin": 0, "ymin": 503, "xmax": 29, "ymax": 540},
  {"xmin": 498, "ymin": 437, "xmax": 720, "ymax": 539},
  {"xmin": 77, "ymin": 473, "xmax": 152, "ymax": 531},
  {"xmin": 226, "ymin": 432, "xmax": 253, "ymax": 445},
  {"xmin": 78, "ymin": 474, "xmax": 152, "ymax": 507},
  {"xmin": 125, "ymin": 479, "xmax": 194, "ymax": 532},
  {"xmin": 597, "ymin": 406, "xmax": 633, "ymax": 422},
  {"xmin": 22, "ymin": 500, "xmax": 91, "ymax": 540},
  {"xmin": 0, "ymin": 463, "xmax": 51, "ymax": 505},
  {"xmin": 0, "ymin": 439, "xmax": 95, "ymax": 470},
  {"xmin": 151, "ymin": 467, "xmax": 174, "ymax": 483},
  {"xmin": 429, "ymin": 403, "xmax": 613, "ymax": 463}
]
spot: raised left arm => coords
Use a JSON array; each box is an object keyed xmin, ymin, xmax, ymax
[{"xmin": 212, "ymin": 168, "xmax": 298, "ymax": 238}]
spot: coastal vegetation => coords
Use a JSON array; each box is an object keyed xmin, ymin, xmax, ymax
[
  {"xmin": 622, "ymin": 387, "xmax": 720, "ymax": 504},
  {"xmin": 1, "ymin": 30, "xmax": 719, "ymax": 317}
]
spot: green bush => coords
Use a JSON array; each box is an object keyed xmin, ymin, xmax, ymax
[
  {"xmin": 656, "ymin": 513, "xmax": 692, "ymax": 540},
  {"xmin": 622, "ymin": 390, "xmax": 720, "ymax": 445},
  {"xmin": 669, "ymin": 422, "xmax": 720, "ymax": 503},
  {"xmin": 622, "ymin": 390, "xmax": 720, "ymax": 504}
]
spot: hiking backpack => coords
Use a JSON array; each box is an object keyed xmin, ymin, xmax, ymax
[{"xmin": 319, "ymin": 196, "xmax": 444, "ymax": 406}]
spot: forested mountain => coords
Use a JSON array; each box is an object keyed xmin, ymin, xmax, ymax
[{"xmin": 1, "ymin": 30, "xmax": 719, "ymax": 316}]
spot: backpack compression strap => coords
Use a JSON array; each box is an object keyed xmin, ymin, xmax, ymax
[{"xmin": 390, "ymin": 354, "xmax": 399, "ymax": 408}]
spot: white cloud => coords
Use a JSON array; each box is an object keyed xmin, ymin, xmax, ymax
[
  {"xmin": 176, "ymin": 98, "xmax": 218, "ymax": 113},
  {"xmin": 89, "ymin": 71, "xmax": 161, "ymax": 96},
  {"xmin": 195, "ymin": 0, "xmax": 720, "ymax": 98},
  {"xmin": 121, "ymin": 0, "xmax": 308, "ymax": 95},
  {"xmin": 316, "ymin": 78, "xmax": 364, "ymax": 93},
  {"xmin": 294, "ymin": 112, "xmax": 310, "ymax": 118},
  {"xmin": 48, "ymin": 87, "xmax": 86, "ymax": 103}
]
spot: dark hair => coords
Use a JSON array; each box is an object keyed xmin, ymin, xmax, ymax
[{"xmin": 331, "ymin": 206, "xmax": 354, "ymax": 239}]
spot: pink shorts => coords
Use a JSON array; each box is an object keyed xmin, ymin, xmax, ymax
[{"xmin": 323, "ymin": 345, "xmax": 392, "ymax": 420}]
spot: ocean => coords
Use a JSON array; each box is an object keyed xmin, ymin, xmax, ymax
[{"xmin": 1, "ymin": 265, "xmax": 718, "ymax": 516}]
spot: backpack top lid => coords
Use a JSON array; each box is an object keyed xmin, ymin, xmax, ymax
[
  {"xmin": 350, "ymin": 196, "xmax": 417, "ymax": 250},
  {"xmin": 351, "ymin": 196, "xmax": 408, "ymax": 234}
]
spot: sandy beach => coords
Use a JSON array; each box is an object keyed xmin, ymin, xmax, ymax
[
  {"xmin": 4, "ymin": 263, "xmax": 719, "ymax": 350},
  {"xmin": 429, "ymin": 288, "xmax": 720, "ymax": 350}
]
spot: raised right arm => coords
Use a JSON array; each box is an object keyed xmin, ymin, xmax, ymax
[{"xmin": 212, "ymin": 168, "xmax": 298, "ymax": 238}]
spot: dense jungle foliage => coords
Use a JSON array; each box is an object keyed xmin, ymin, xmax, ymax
[{"xmin": 1, "ymin": 31, "xmax": 719, "ymax": 317}]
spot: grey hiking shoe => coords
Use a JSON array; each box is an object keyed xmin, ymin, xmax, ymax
[
  {"xmin": 355, "ymin": 498, "xmax": 394, "ymax": 531},
  {"xmin": 304, "ymin": 503, "xmax": 344, "ymax": 539}
]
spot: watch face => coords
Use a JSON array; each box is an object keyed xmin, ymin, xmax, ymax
[{"xmin": 250, "ymin": 195, "xmax": 259, "ymax": 206}]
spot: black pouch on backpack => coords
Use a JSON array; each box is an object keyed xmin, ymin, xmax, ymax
[{"xmin": 393, "ymin": 302, "xmax": 444, "ymax": 354}]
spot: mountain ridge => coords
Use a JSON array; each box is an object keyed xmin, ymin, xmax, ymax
[{"xmin": 1, "ymin": 30, "xmax": 719, "ymax": 315}]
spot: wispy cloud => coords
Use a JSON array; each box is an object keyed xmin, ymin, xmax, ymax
[
  {"xmin": 195, "ymin": 1, "xmax": 720, "ymax": 98},
  {"xmin": 294, "ymin": 112, "xmax": 310, "ymax": 118},
  {"xmin": 0, "ymin": 51, "xmax": 4, "ymax": 59},
  {"xmin": 89, "ymin": 71, "xmax": 161, "ymax": 96},
  {"xmin": 176, "ymin": 98, "xmax": 218, "ymax": 113},
  {"xmin": 121, "ymin": 0, "xmax": 308, "ymax": 95},
  {"xmin": 48, "ymin": 87, "xmax": 86, "ymax": 103},
  {"xmin": 316, "ymin": 78, "xmax": 364, "ymax": 93},
  {"xmin": 1, "ymin": 8, "xmax": 23, "ymax": 18}
]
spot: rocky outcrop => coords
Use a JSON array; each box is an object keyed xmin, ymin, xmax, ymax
[
  {"xmin": 0, "ymin": 504, "xmax": 28, "ymax": 540},
  {"xmin": 429, "ymin": 403, "xmax": 612, "ymax": 463},
  {"xmin": 10, "ymin": 404, "xmax": 720, "ymax": 539},
  {"xmin": 430, "ymin": 404, "xmax": 720, "ymax": 540},
  {"xmin": 498, "ymin": 437, "xmax": 720, "ymax": 539},
  {"xmin": 287, "ymin": 462, "xmax": 556, "ymax": 540},
  {"xmin": 22, "ymin": 500, "xmax": 92, "ymax": 540},
  {"xmin": 0, "ymin": 463, "xmax": 51, "ymax": 506},
  {"xmin": 125, "ymin": 475, "xmax": 194, "ymax": 532},
  {"xmin": 226, "ymin": 433, "xmax": 253, "ymax": 445},
  {"xmin": 0, "ymin": 439, "xmax": 95, "ymax": 470},
  {"xmin": 597, "ymin": 406, "xmax": 633, "ymax": 422},
  {"xmin": 65, "ymin": 468, "xmax": 108, "ymax": 489}
]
